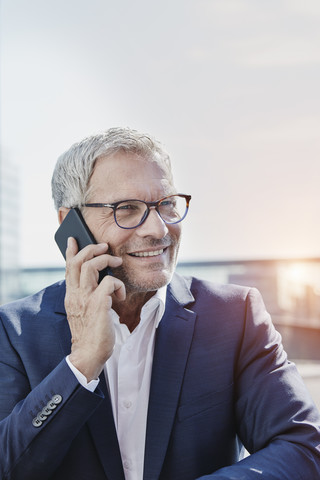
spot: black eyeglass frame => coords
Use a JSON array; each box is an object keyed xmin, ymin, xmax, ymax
[{"xmin": 81, "ymin": 193, "xmax": 192, "ymax": 230}]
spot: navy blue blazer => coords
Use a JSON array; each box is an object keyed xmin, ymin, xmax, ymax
[{"xmin": 0, "ymin": 274, "xmax": 320, "ymax": 479}]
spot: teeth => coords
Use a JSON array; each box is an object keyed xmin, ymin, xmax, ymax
[{"xmin": 131, "ymin": 249, "xmax": 164, "ymax": 257}]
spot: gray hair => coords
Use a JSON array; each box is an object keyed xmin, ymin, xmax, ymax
[{"xmin": 51, "ymin": 127, "xmax": 173, "ymax": 210}]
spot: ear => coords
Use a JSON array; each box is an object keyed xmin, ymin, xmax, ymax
[{"xmin": 58, "ymin": 207, "xmax": 70, "ymax": 225}]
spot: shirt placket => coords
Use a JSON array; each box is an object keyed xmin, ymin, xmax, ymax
[{"xmin": 117, "ymin": 331, "xmax": 140, "ymax": 478}]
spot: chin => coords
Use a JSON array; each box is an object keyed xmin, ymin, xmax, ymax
[{"xmin": 116, "ymin": 264, "xmax": 174, "ymax": 293}]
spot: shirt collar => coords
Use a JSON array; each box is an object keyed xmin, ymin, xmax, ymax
[
  {"xmin": 110, "ymin": 286, "xmax": 167, "ymax": 330},
  {"xmin": 140, "ymin": 286, "xmax": 167, "ymax": 329}
]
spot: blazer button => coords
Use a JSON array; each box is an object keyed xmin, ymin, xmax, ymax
[
  {"xmin": 42, "ymin": 405, "xmax": 52, "ymax": 416},
  {"xmin": 52, "ymin": 394, "xmax": 62, "ymax": 405},
  {"xmin": 37, "ymin": 412, "xmax": 47, "ymax": 421},
  {"xmin": 32, "ymin": 417, "xmax": 42, "ymax": 428},
  {"xmin": 47, "ymin": 400, "xmax": 57, "ymax": 410}
]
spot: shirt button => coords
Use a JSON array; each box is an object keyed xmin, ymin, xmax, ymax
[
  {"xmin": 123, "ymin": 400, "xmax": 132, "ymax": 409},
  {"xmin": 126, "ymin": 343, "xmax": 132, "ymax": 351},
  {"xmin": 123, "ymin": 459, "xmax": 132, "ymax": 470}
]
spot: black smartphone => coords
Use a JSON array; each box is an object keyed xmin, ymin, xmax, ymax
[{"xmin": 54, "ymin": 207, "xmax": 112, "ymax": 282}]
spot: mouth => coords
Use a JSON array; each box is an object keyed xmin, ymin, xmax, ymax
[{"xmin": 128, "ymin": 248, "xmax": 166, "ymax": 257}]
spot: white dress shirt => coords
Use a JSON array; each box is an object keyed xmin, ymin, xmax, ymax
[{"xmin": 67, "ymin": 286, "xmax": 166, "ymax": 480}]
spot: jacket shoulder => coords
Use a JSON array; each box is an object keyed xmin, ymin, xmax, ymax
[
  {"xmin": 172, "ymin": 272, "xmax": 252, "ymax": 304},
  {"xmin": 0, "ymin": 280, "xmax": 66, "ymax": 328}
]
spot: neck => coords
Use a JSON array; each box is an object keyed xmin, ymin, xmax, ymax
[{"xmin": 112, "ymin": 290, "xmax": 157, "ymax": 333}]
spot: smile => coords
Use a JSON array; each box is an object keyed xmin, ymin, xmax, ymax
[{"xmin": 129, "ymin": 249, "xmax": 165, "ymax": 257}]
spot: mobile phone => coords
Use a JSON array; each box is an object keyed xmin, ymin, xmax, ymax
[{"xmin": 54, "ymin": 207, "xmax": 112, "ymax": 282}]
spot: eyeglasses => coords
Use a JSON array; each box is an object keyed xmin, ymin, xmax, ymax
[{"xmin": 81, "ymin": 194, "xmax": 191, "ymax": 229}]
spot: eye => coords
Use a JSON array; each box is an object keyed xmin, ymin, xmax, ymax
[
  {"xmin": 117, "ymin": 202, "xmax": 140, "ymax": 211},
  {"xmin": 159, "ymin": 198, "xmax": 175, "ymax": 208}
]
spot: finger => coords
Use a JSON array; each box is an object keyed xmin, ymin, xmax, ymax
[
  {"xmin": 74, "ymin": 242, "xmax": 109, "ymax": 263},
  {"xmin": 113, "ymin": 279, "xmax": 126, "ymax": 301},
  {"xmin": 65, "ymin": 237, "xmax": 81, "ymax": 287},
  {"xmin": 66, "ymin": 242, "xmax": 109, "ymax": 288},
  {"xmin": 66, "ymin": 237, "xmax": 79, "ymax": 257},
  {"xmin": 98, "ymin": 276, "xmax": 126, "ymax": 302},
  {"xmin": 79, "ymin": 254, "xmax": 122, "ymax": 287}
]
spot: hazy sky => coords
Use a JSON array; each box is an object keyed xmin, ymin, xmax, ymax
[{"xmin": 1, "ymin": 0, "xmax": 320, "ymax": 267}]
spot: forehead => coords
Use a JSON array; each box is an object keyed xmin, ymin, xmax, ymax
[{"xmin": 89, "ymin": 151, "xmax": 174, "ymax": 201}]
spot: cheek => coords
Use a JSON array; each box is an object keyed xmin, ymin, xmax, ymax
[
  {"xmin": 83, "ymin": 213, "xmax": 130, "ymax": 248},
  {"xmin": 169, "ymin": 223, "xmax": 182, "ymax": 245},
  {"xmin": 103, "ymin": 229, "xmax": 134, "ymax": 255}
]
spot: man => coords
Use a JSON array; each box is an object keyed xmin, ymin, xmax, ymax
[{"xmin": 0, "ymin": 127, "xmax": 319, "ymax": 480}]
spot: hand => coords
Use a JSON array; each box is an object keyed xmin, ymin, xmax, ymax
[{"xmin": 65, "ymin": 237, "xmax": 125, "ymax": 381}]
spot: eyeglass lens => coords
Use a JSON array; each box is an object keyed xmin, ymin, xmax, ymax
[{"xmin": 115, "ymin": 195, "xmax": 187, "ymax": 228}]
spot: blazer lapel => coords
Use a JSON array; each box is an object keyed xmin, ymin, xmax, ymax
[
  {"xmin": 144, "ymin": 275, "xmax": 196, "ymax": 480},
  {"xmin": 53, "ymin": 282, "xmax": 125, "ymax": 480}
]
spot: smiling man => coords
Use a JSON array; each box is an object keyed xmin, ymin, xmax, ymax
[
  {"xmin": 72, "ymin": 150, "xmax": 182, "ymax": 295},
  {"xmin": 0, "ymin": 127, "xmax": 320, "ymax": 480}
]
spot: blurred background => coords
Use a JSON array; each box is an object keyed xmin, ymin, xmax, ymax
[{"xmin": 0, "ymin": 0, "xmax": 320, "ymax": 405}]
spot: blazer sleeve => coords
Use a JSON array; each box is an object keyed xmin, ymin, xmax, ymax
[
  {"xmin": 198, "ymin": 288, "xmax": 320, "ymax": 479},
  {"xmin": 0, "ymin": 315, "xmax": 104, "ymax": 480}
]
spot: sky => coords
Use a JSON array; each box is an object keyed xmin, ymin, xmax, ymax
[{"xmin": 1, "ymin": 0, "xmax": 320, "ymax": 267}]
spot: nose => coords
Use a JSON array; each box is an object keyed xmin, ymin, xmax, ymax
[{"xmin": 136, "ymin": 207, "xmax": 169, "ymax": 239}]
